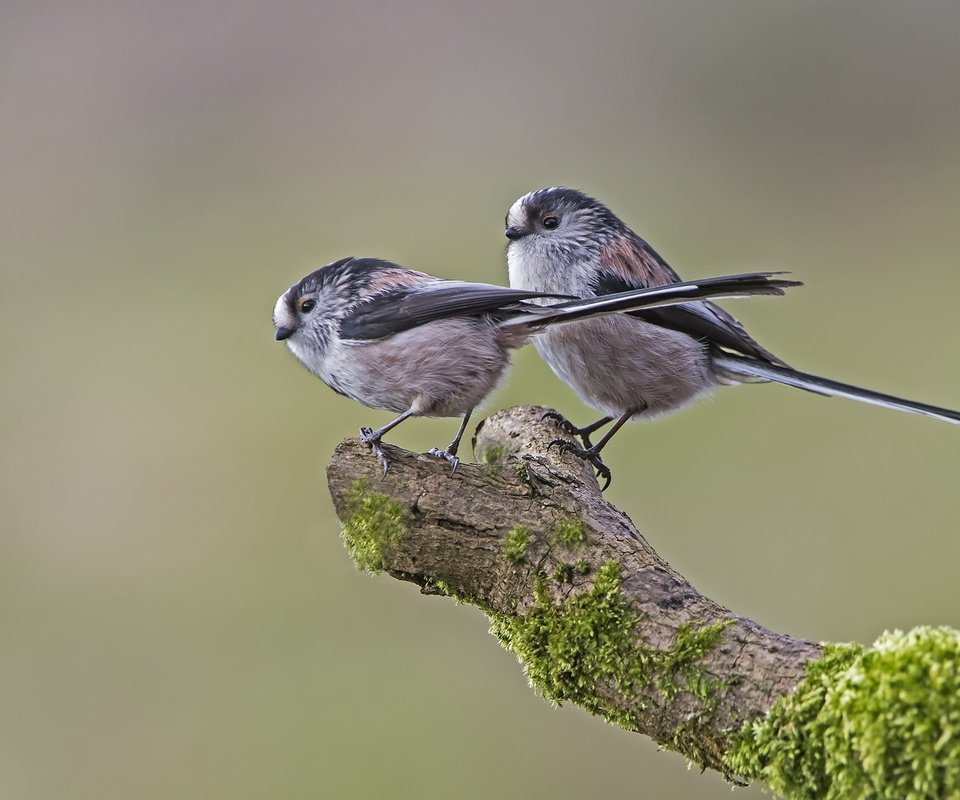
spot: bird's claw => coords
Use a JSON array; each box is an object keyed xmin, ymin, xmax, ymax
[
  {"xmin": 359, "ymin": 427, "xmax": 390, "ymax": 478},
  {"xmin": 427, "ymin": 447, "xmax": 461, "ymax": 475},
  {"xmin": 547, "ymin": 438, "xmax": 613, "ymax": 491},
  {"xmin": 541, "ymin": 410, "xmax": 581, "ymax": 437},
  {"xmin": 542, "ymin": 410, "xmax": 600, "ymax": 448}
]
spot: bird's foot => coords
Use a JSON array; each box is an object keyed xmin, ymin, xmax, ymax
[
  {"xmin": 547, "ymin": 439, "xmax": 613, "ymax": 491},
  {"xmin": 541, "ymin": 411, "xmax": 599, "ymax": 448},
  {"xmin": 427, "ymin": 447, "xmax": 461, "ymax": 475},
  {"xmin": 359, "ymin": 427, "xmax": 390, "ymax": 477},
  {"xmin": 541, "ymin": 410, "xmax": 581, "ymax": 436}
]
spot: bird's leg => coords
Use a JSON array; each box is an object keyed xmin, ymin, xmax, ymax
[
  {"xmin": 542, "ymin": 411, "xmax": 614, "ymax": 448},
  {"xmin": 548, "ymin": 409, "xmax": 636, "ymax": 491},
  {"xmin": 359, "ymin": 409, "xmax": 415, "ymax": 477},
  {"xmin": 428, "ymin": 410, "xmax": 472, "ymax": 475}
]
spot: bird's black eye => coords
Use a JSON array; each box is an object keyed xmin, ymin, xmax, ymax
[
  {"xmin": 542, "ymin": 215, "xmax": 559, "ymax": 229},
  {"xmin": 298, "ymin": 298, "xmax": 316, "ymax": 314}
]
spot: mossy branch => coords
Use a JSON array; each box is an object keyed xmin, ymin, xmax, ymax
[{"xmin": 325, "ymin": 405, "xmax": 960, "ymax": 799}]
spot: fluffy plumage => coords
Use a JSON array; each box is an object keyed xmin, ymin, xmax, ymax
[
  {"xmin": 506, "ymin": 187, "xmax": 960, "ymax": 485},
  {"xmin": 274, "ymin": 256, "xmax": 799, "ymax": 475}
]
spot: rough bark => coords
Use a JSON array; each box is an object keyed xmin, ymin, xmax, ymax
[{"xmin": 326, "ymin": 405, "xmax": 822, "ymax": 775}]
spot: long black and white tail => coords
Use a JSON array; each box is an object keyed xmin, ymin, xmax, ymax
[
  {"xmin": 714, "ymin": 352, "xmax": 960, "ymax": 425},
  {"xmin": 499, "ymin": 272, "xmax": 801, "ymax": 330}
]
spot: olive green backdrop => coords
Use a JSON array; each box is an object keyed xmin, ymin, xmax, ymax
[{"xmin": 3, "ymin": 2, "xmax": 959, "ymax": 797}]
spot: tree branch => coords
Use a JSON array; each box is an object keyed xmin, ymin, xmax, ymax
[
  {"xmin": 325, "ymin": 406, "xmax": 960, "ymax": 797},
  {"xmin": 325, "ymin": 406, "xmax": 817, "ymax": 771}
]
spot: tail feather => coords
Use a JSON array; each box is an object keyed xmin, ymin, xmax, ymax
[
  {"xmin": 714, "ymin": 353, "xmax": 960, "ymax": 425},
  {"xmin": 499, "ymin": 272, "xmax": 802, "ymax": 330}
]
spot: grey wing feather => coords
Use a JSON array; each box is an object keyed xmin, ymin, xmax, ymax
[
  {"xmin": 338, "ymin": 281, "xmax": 572, "ymax": 340},
  {"xmin": 632, "ymin": 302, "xmax": 788, "ymax": 365},
  {"xmin": 592, "ymin": 269, "xmax": 788, "ymax": 365}
]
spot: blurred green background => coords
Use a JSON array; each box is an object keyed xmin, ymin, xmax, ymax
[{"xmin": 3, "ymin": 2, "xmax": 959, "ymax": 797}]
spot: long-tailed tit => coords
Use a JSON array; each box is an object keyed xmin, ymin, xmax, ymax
[
  {"xmin": 273, "ymin": 256, "xmax": 799, "ymax": 475},
  {"xmin": 505, "ymin": 187, "xmax": 960, "ymax": 485}
]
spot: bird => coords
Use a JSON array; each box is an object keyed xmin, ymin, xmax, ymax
[
  {"xmin": 273, "ymin": 255, "xmax": 800, "ymax": 476},
  {"xmin": 505, "ymin": 187, "xmax": 960, "ymax": 487}
]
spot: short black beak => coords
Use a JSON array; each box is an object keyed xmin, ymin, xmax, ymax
[
  {"xmin": 275, "ymin": 326, "xmax": 295, "ymax": 341},
  {"xmin": 504, "ymin": 226, "xmax": 527, "ymax": 241}
]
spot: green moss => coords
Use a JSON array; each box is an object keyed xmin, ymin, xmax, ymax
[
  {"xmin": 423, "ymin": 577, "xmax": 478, "ymax": 606},
  {"xmin": 552, "ymin": 515, "xmax": 586, "ymax": 547},
  {"xmin": 575, "ymin": 559, "xmax": 591, "ymax": 575},
  {"xmin": 478, "ymin": 444, "xmax": 507, "ymax": 465},
  {"xmin": 725, "ymin": 626, "xmax": 960, "ymax": 799},
  {"xmin": 554, "ymin": 562, "xmax": 573, "ymax": 583},
  {"xmin": 657, "ymin": 620, "xmax": 729, "ymax": 704},
  {"xmin": 725, "ymin": 642, "xmax": 861, "ymax": 794},
  {"xmin": 503, "ymin": 525, "xmax": 531, "ymax": 563},
  {"xmin": 488, "ymin": 560, "xmax": 729, "ymax": 736},
  {"xmin": 339, "ymin": 479, "xmax": 408, "ymax": 574},
  {"xmin": 674, "ymin": 717, "xmax": 731, "ymax": 776},
  {"xmin": 514, "ymin": 460, "xmax": 530, "ymax": 483}
]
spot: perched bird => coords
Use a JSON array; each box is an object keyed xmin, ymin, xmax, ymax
[
  {"xmin": 506, "ymin": 187, "xmax": 960, "ymax": 487},
  {"xmin": 273, "ymin": 256, "xmax": 799, "ymax": 475}
]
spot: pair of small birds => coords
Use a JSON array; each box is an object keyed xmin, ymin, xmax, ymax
[{"xmin": 274, "ymin": 187, "xmax": 960, "ymax": 488}]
